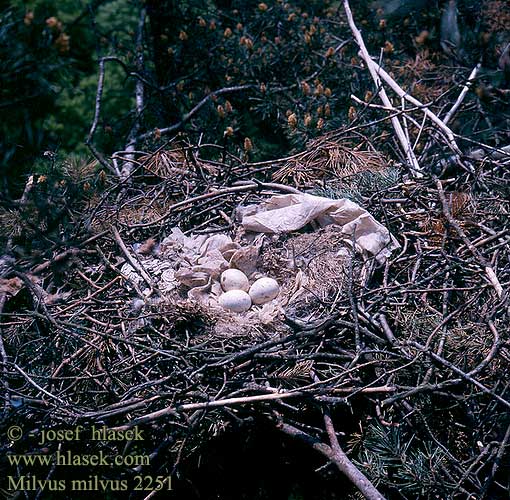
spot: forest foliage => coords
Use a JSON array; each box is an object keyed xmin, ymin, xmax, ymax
[{"xmin": 3, "ymin": 0, "xmax": 508, "ymax": 196}]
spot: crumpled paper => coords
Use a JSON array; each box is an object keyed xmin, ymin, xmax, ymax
[
  {"xmin": 158, "ymin": 228, "xmax": 262, "ymax": 305},
  {"xmin": 240, "ymin": 193, "xmax": 398, "ymax": 264}
]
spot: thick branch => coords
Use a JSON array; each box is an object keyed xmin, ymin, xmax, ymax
[
  {"xmin": 121, "ymin": 7, "xmax": 147, "ymax": 179},
  {"xmin": 278, "ymin": 418, "xmax": 386, "ymax": 500},
  {"xmin": 86, "ymin": 56, "xmax": 120, "ymax": 175}
]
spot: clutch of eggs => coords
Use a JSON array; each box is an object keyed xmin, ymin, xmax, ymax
[{"xmin": 218, "ymin": 270, "xmax": 280, "ymax": 312}]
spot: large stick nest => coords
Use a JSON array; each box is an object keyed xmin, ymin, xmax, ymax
[{"xmin": 1, "ymin": 131, "xmax": 509, "ymax": 499}]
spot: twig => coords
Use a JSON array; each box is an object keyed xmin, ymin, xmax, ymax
[
  {"xmin": 435, "ymin": 178, "xmax": 504, "ymax": 298},
  {"xmin": 137, "ymin": 85, "xmax": 254, "ymax": 142},
  {"xmin": 408, "ymin": 340, "xmax": 510, "ymax": 410},
  {"xmin": 13, "ymin": 364, "xmax": 69, "ymax": 408},
  {"xmin": 111, "ymin": 391, "xmax": 312, "ymax": 430},
  {"xmin": 377, "ymin": 313, "xmax": 397, "ymax": 345},
  {"xmin": 468, "ymin": 143, "xmax": 510, "ymax": 161},
  {"xmin": 481, "ymin": 422, "xmax": 510, "ymax": 497},
  {"xmin": 110, "ymin": 225, "xmax": 156, "ymax": 292},
  {"xmin": 443, "ymin": 64, "xmax": 481, "ymax": 125},
  {"xmin": 129, "ymin": 181, "xmax": 302, "ymax": 228},
  {"xmin": 0, "ymin": 293, "xmax": 9, "ymax": 408}
]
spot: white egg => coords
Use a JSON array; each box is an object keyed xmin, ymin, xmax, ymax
[
  {"xmin": 220, "ymin": 269, "xmax": 249, "ymax": 292},
  {"xmin": 218, "ymin": 289, "xmax": 252, "ymax": 313},
  {"xmin": 249, "ymin": 277, "xmax": 280, "ymax": 305}
]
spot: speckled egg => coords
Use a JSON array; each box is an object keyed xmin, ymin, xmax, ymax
[
  {"xmin": 218, "ymin": 289, "xmax": 252, "ymax": 312},
  {"xmin": 220, "ymin": 269, "xmax": 250, "ymax": 292},
  {"xmin": 248, "ymin": 277, "xmax": 280, "ymax": 305}
]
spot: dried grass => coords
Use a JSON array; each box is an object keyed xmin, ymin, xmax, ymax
[
  {"xmin": 273, "ymin": 133, "xmax": 387, "ymax": 187},
  {"xmin": 260, "ymin": 225, "xmax": 364, "ymax": 324},
  {"xmin": 139, "ymin": 146, "xmax": 218, "ymax": 180}
]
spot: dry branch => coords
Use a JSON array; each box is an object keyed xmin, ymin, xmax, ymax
[
  {"xmin": 343, "ymin": 0, "xmax": 422, "ymax": 176},
  {"xmin": 278, "ymin": 415, "xmax": 387, "ymax": 500}
]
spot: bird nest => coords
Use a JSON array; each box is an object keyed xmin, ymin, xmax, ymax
[
  {"xmin": 259, "ymin": 226, "xmax": 365, "ymax": 325},
  {"xmin": 1, "ymin": 136, "xmax": 509, "ymax": 499},
  {"xmin": 114, "ymin": 218, "xmax": 371, "ymax": 344}
]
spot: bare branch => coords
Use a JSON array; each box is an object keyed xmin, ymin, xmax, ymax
[
  {"xmin": 137, "ymin": 85, "xmax": 254, "ymax": 142},
  {"xmin": 121, "ymin": 7, "xmax": 147, "ymax": 179},
  {"xmin": 278, "ymin": 416, "xmax": 387, "ymax": 500},
  {"xmin": 86, "ymin": 56, "xmax": 120, "ymax": 175},
  {"xmin": 343, "ymin": 0, "xmax": 422, "ymax": 176}
]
